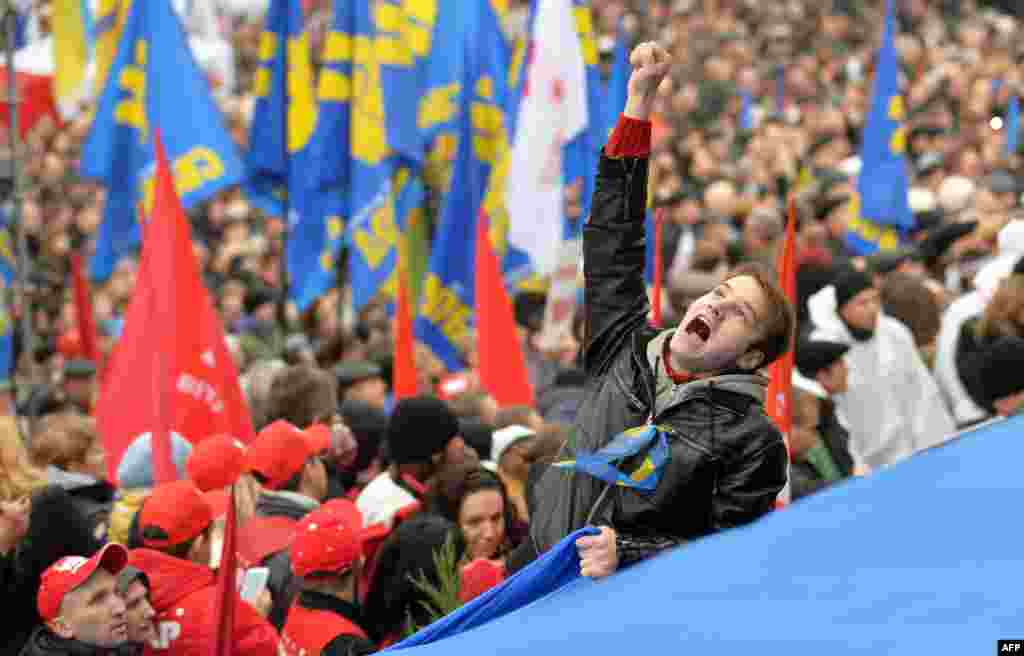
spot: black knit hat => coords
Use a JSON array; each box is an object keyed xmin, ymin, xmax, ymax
[
  {"xmin": 833, "ymin": 269, "xmax": 874, "ymax": 309},
  {"xmin": 458, "ymin": 419, "xmax": 494, "ymax": 461},
  {"xmin": 795, "ymin": 339, "xmax": 849, "ymax": 379},
  {"xmin": 340, "ymin": 399, "xmax": 388, "ymax": 473},
  {"xmin": 386, "ymin": 396, "xmax": 460, "ymax": 464},
  {"xmin": 976, "ymin": 337, "xmax": 1024, "ymax": 407}
]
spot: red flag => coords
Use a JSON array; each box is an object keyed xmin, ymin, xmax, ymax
[
  {"xmin": 475, "ymin": 212, "xmax": 534, "ymax": 407},
  {"xmin": 651, "ymin": 208, "xmax": 665, "ymax": 328},
  {"xmin": 767, "ymin": 196, "xmax": 798, "ymax": 507},
  {"xmin": 392, "ymin": 237, "xmax": 418, "ymax": 400},
  {"xmin": 214, "ymin": 484, "xmax": 238, "ymax": 656},
  {"xmin": 0, "ymin": 71, "xmax": 62, "ymax": 141},
  {"xmin": 70, "ymin": 252, "xmax": 99, "ymax": 364},
  {"xmin": 95, "ymin": 131, "xmax": 254, "ymax": 485}
]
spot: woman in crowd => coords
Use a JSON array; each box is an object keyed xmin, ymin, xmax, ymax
[{"xmin": 430, "ymin": 464, "xmax": 517, "ymax": 562}]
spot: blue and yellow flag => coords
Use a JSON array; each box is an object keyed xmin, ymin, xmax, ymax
[
  {"xmin": 93, "ymin": 0, "xmax": 130, "ymax": 96},
  {"xmin": 80, "ymin": 0, "xmax": 244, "ymax": 281},
  {"xmin": 312, "ymin": 0, "xmax": 454, "ymax": 312},
  {"xmin": 243, "ymin": 0, "xmax": 308, "ymax": 219},
  {"xmin": 52, "ymin": 0, "xmax": 92, "ymax": 117},
  {"xmin": 553, "ymin": 424, "xmax": 670, "ymax": 493},
  {"xmin": 1005, "ymin": 93, "xmax": 1020, "ymax": 157},
  {"xmin": 244, "ymin": 0, "xmax": 345, "ymax": 311},
  {"xmin": 0, "ymin": 211, "xmax": 16, "ymax": 386},
  {"xmin": 845, "ymin": 0, "xmax": 912, "ymax": 256},
  {"xmin": 414, "ymin": 0, "xmax": 510, "ymax": 372}
]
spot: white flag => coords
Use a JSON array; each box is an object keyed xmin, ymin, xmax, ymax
[{"xmin": 506, "ymin": 0, "xmax": 588, "ymax": 277}]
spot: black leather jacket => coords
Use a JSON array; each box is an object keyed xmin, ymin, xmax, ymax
[{"xmin": 510, "ymin": 152, "xmax": 787, "ymax": 572}]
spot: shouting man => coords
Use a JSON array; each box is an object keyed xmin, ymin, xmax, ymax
[{"xmin": 511, "ymin": 42, "xmax": 795, "ymax": 579}]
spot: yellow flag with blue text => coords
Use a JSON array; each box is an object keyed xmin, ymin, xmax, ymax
[
  {"xmin": 80, "ymin": 0, "xmax": 244, "ymax": 281},
  {"xmin": 845, "ymin": 0, "xmax": 913, "ymax": 256},
  {"xmin": 414, "ymin": 0, "xmax": 511, "ymax": 372}
]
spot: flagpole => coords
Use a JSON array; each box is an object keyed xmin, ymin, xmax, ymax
[{"xmin": 3, "ymin": 2, "xmax": 35, "ymax": 395}]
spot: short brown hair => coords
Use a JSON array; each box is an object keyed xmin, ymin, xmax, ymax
[
  {"xmin": 723, "ymin": 262, "xmax": 796, "ymax": 369},
  {"xmin": 30, "ymin": 413, "xmax": 99, "ymax": 470},
  {"xmin": 264, "ymin": 365, "xmax": 337, "ymax": 429}
]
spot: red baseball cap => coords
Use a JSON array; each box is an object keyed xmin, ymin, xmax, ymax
[
  {"xmin": 290, "ymin": 499, "xmax": 364, "ymax": 578},
  {"xmin": 138, "ymin": 480, "xmax": 214, "ymax": 549},
  {"xmin": 186, "ymin": 434, "xmax": 247, "ymax": 492},
  {"xmin": 305, "ymin": 423, "xmax": 332, "ymax": 455},
  {"xmin": 37, "ymin": 543, "xmax": 129, "ymax": 621},
  {"xmin": 245, "ymin": 420, "xmax": 320, "ymax": 490}
]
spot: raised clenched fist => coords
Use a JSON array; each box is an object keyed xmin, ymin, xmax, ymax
[{"xmin": 624, "ymin": 42, "xmax": 672, "ymax": 120}]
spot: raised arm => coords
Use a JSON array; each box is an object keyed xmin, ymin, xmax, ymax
[{"xmin": 583, "ymin": 42, "xmax": 672, "ymax": 376}]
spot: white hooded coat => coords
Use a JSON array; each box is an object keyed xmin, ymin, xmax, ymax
[
  {"xmin": 808, "ymin": 285, "xmax": 955, "ymax": 469},
  {"xmin": 933, "ymin": 220, "xmax": 1024, "ymax": 426}
]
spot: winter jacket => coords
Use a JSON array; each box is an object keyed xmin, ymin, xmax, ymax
[
  {"xmin": 934, "ymin": 291, "xmax": 988, "ymax": 426},
  {"xmin": 47, "ymin": 467, "xmax": 116, "ymax": 542},
  {"xmin": 808, "ymin": 285, "xmax": 956, "ymax": 469},
  {"xmin": 511, "ymin": 152, "xmax": 788, "ymax": 572},
  {"xmin": 17, "ymin": 628, "xmax": 137, "ymax": 656},
  {"xmin": 251, "ymin": 490, "xmax": 319, "ymax": 631},
  {"xmin": 126, "ymin": 549, "xmax": 278, "ymax": 656},
  {"xmin": 2, "ymin": 486, "xmax": 102, "ymax": 655}
]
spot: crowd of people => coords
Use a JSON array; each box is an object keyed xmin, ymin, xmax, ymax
[{"xmin": 3, "ymin": 0, "xmax": 1024, "ymax": 653}]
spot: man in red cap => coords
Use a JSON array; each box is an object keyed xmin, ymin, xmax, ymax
[
  {"xmin": 21, "ymin": 543, "xmax": 131, "ymax": 655},
  {"xmin": 280, "ymin": 500, "xmax": 375, "ymax": 656},
  {"xmin": 239, "ymin": 420, "xmax": 329, "ymax": 629},
  {"xmin": 128, "ymin": 480, "xmax": 279, "ymax": 656}
]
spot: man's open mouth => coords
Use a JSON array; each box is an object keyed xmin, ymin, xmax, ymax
[{"xmin": 686, "ymin": 315, "xmax": 711, "ymax": 342}]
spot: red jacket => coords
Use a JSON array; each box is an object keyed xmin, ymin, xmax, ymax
[{"xmin": 128, "ymin": 548, "xmax": 279, "ymax": 656}]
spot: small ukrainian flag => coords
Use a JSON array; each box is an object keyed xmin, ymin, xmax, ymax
[{"xmin": 554, "ymin": 424, "xmax": 671, "ymax": 493}]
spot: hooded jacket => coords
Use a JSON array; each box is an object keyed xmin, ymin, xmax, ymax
[
  {"xmin": 808, "ymin": 285, "xmax": 955, "ymax": 469},
  {"xmin": 126, "ymin": 549, "xmax": 278, "ymax": 656},
  {"xmin": 511, "ymin": 152, "xmax": 787, "ymax": 572}
]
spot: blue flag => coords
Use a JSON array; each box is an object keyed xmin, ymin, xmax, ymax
[
  {"xmin": 245, "ymin": 0, "xmax": 346, "ymax": 311},
  {"xmin": 1006, "ymin": 94, "xmax": 1020, "ymax": 157},
  {"xmin": 561, "ymin": 0, "xmax": 602, "ymax": 239},
  {"xmin": 80, "ymin": 0, "xmax": 244, "ymax": 281},
  {"xmin": 845, "ymin": 0, "xmax": 913, "ymax": 255},
  {"xmin": 414, "ymin": 0, "xmax": 510, "ymax": 372}
]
